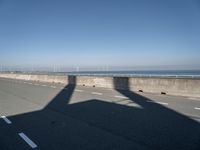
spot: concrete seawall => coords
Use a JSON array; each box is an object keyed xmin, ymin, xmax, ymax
[{"xmin": 0, "ymin": 73, "xmax": 200, "ymax": 98}]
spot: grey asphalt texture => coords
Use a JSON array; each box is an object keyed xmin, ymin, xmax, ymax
[{"xmin": 0, "ymin": 77, "xmax": 200, "ymax": 150}]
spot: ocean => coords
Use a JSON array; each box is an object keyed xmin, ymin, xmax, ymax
[
  {"xmin": 66, "ymin": 70, "xmax": 200, "ymax": 78},
  {"xmin": 7, "ymin": 70, "xmax": 200, "ymax": 78}
]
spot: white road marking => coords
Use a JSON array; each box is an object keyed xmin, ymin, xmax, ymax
[
  {"xmin": 194, "ymin": 107, "xmax": 200, "ymax": 110},
  {"xmin": 92, "ymin": 92, "xmax": 103, "ymax": 95},
  {"xmin": 188, "ymin": 97, "xmax": 200, "ymax": 101},
  {"xmin": 42, "ymin": 85, "xmax": 47, "ymax": 87},
  {"xmin": 127, "ymin": 103, "xmax": 142, "ymax": 108},
  {"xmin": 50, "ymin": 86, "xmax": 56, "ymax": 88},
  {"xmin": 115, "ymin": 100, "xmax": 131, "ymax": 105},
  {"xmin": 114, "ymin": 95, "xmax": 127, "ymax": 99},
  {"xmin": 156, "ymin": 102, "xmax": 168, "ymax": 105},
  {"xmin": 1, "ymin": 116, "xmax": 12, "ymax": 124},
  {"xmin": 18, "ymin": 133, "xmax": 37, "ymax": 149},
  {"xmin": 75, "ymin": 89, "xmax": 83, "ymax": 92},
  {"xmin": 147, "ymin": 101, "xmax": 168, "ymax": 105}
]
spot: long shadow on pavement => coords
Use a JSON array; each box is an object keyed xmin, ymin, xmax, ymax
[
  {"xmin": 2, "ymin": 76, "xmax": 200, "ymax": 150},
  {"xmin": 113, "ymin": 77, "xmax": 200, "ymax": 150}
]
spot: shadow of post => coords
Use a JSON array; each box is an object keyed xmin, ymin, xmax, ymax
[{"xmin": 45, "ymin": 75, "xmax": 76, "ymax": 111}]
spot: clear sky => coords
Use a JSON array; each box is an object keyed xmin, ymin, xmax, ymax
[{"xmin": 0, "ymin": 0, "xmax": 200, "ymax": 71}]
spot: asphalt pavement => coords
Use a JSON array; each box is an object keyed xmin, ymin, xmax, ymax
[{"xmin": 0, "ymin": 78, "xmax": 200, "ymax": 150}]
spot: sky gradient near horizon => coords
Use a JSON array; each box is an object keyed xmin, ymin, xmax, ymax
[{"xmin": 0, "ymin": 0, "xmax": 200, "ymax": 71}]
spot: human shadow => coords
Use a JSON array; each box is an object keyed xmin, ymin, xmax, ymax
[{"xmin": 1, "ymin": 76, "xmax": 200, "ymax": 150}]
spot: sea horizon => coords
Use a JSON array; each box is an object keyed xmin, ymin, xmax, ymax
[{"xmin": 2, "ymin": 69, "xmax": 200, "ymax": 78}]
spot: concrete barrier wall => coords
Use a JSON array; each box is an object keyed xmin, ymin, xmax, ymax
[
  {"xmin": 128, "ymin": 77, "xmax": 200, "ymax": 98},
  {"xmin": 76, "ymin": 76, "xmax": 114, "ymax": 88},
  {"xmin": 0, "ymin": 73, "xmax": 200, "ymax": 98},
  {"xmin": 0, "ymin": 74, "xmax": 69, "ymax": 84}
]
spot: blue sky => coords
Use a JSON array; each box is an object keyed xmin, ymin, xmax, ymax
[{"xmin": 0, "ymin": 0, "xmax": 200, "ymax": 71}]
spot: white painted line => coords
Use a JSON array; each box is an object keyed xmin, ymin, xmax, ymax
[
  {"xmin": 188, "ymin": 97, "xmax": 200, "ymax": 101},
  {"xmin": 50, "ymin": 86, "xmax": 56, "ymax": 88},
  {"xmin": 75, "ymin": 89, "xmax": 83, "ymax": 92},
  {"xmin": 127, "ymin": 103, "xmax": 142, "ymax": 108},
  {"xmin": 147, "ymin": 101, "xmax": 168, "ymax": 105},
  {"xmin": 18, "ymin": 133, "xmax": 37, "ymax": 149},
  {"xmin": 115, "ymin": 100, "xmax": 131, "ymax": 105},
  {"xmin": 41, "ymin": 85, "xmax": 47, "ymax": 87},
  {"xmin": 156, "ymin": 102, "xmax": 168, "ymax": 105},
  {"xmin": 114, "ymin": 95, "xmax": 127, "ymax": 99},
  {"xmin": 92, "ymin": 92, "xmax": 103, "ymax": 95},
  {"xmin": 194, "ymin": 107, "xmax": 200, "ymax": 110},
  {"xmin": 1, "ymin": 116, "xmax": 12, "ymax": 124}
]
